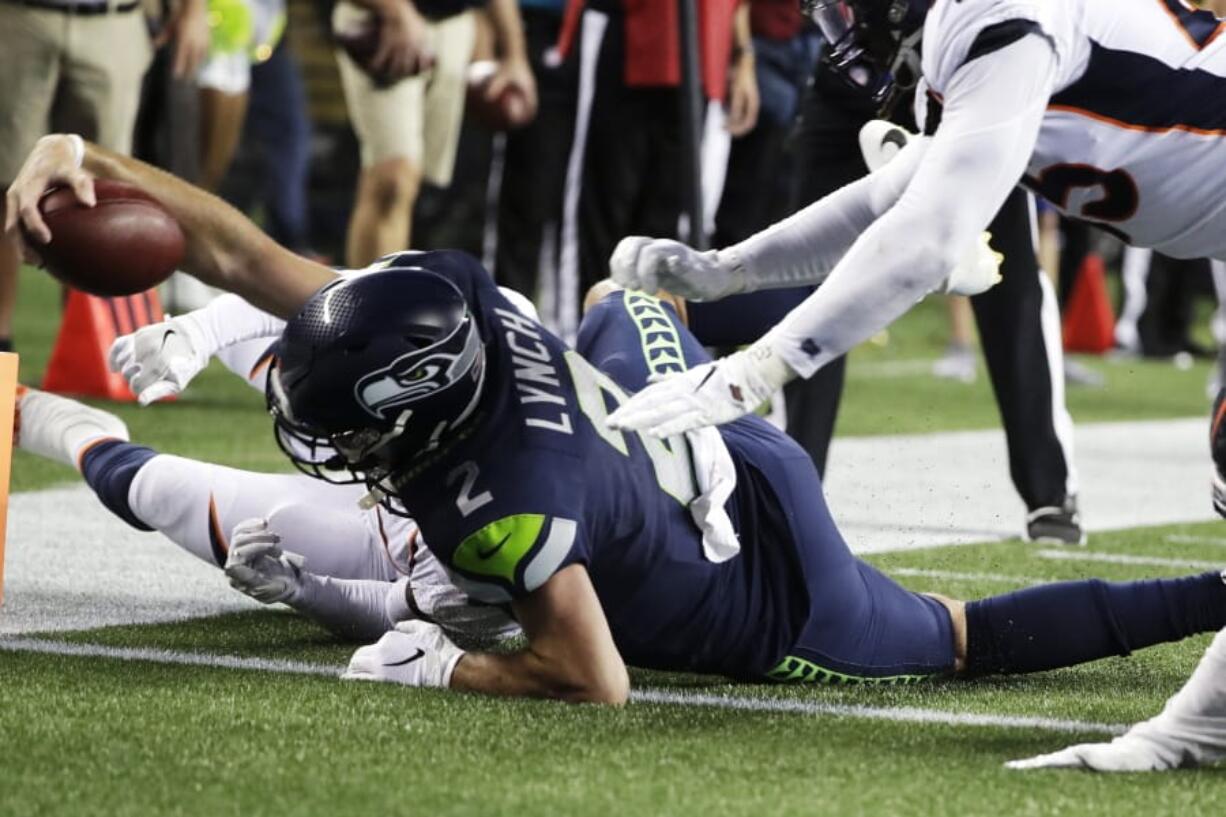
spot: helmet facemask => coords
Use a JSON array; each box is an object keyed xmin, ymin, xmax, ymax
[
  {"xmin": 804, "ymin": 0, "xmax": 924, "ymax": 115},
  {"xmin": 265, "ymin": 279, "xmax": 487, "ymax": 517}
]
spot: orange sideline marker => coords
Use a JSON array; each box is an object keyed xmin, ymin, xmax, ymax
[{"xmin": 0, "ymin": 353, "xmax": 18, "ymax": 605}]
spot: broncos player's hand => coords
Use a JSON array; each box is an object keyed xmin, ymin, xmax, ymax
[
  {"xmin": 607, "ymin": 339, "xmax": 796, "ymax": 437},
  {"xmin": 223, "ymin": 518, "xmax": 305, "ymax": 604},
  {"xmin": 108, "ymin": 314, "xmax": 210, "ymax": 405},
  {"xmin": 944, "ymin": 232, "xmax": 1004, "ymax": 296},
  {"xmin": 1005, "ymin": 734, "xmax": 1181, "ymax": 772},
  {"xmin": 342, "ymin": 621, "xmax": 466, "ymax": 689},
  {"xmin": 610, "ymin": 237, "xmax": 746, "ymax": 302}
]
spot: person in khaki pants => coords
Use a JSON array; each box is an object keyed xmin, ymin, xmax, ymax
[
  {"xmin": 333, "ymin": 0, "xmax": 537, "ymax": 267},
  {"xmin": 0, "ymin": 0, "xmax": 208, "ymax": 350}
]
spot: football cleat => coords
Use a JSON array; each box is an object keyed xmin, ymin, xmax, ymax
[
  {"xmin": 1025, "ymin": 498, "xmax": 1085, "ymax": 546},
  {"xmin": 15, "ymin": 386, "xmax": 129, "ymax": 469}
]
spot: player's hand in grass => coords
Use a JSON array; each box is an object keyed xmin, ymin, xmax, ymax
[
  {"xmin": 223, "ymin": 518, "xmax": 305, "ymax": 604},
  {"xmin": 108, "ymin": 314, "xmax": 211, "ymax": 405},
  {"xmin": 607, "ymin": 340, "xmax": 795, "ymax": 437},
  {"xmin": 342, "ymin": 621, "xmax": 466, "ymax": 688},
  {"xmin": 610, "ymin": 237, "xmax": 746, "ymax": 302},
  {"xmin": 1005, "ymin": 732, "xmax": 1184, "ymax": 772}
]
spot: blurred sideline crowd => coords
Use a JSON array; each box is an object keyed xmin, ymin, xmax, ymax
[{"xmin": 3, "ymin": 0, "xmax": 1226, "ymax": 491}]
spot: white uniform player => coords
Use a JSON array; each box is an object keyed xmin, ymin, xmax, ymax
[
  {"xmin": 922, "ymin": 0, "xmax": 1226, "ymax": 260},
  {"xmin": 605, "ymin": 0, "xmax": 1226, "ymax": 437},
  {"xmin": 603, "ymin": 0, "xmax": 1226, "ymax": 771}
]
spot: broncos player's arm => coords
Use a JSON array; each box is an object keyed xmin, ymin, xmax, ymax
[
  {"xmin": 450, "ymin": 564, "xmax": 631, "ymax": 704},
  {"xmin": 756, "ymin": 33, "xmax": 1058, "ymax": 379},
  {"xmin": 5, "ymin": 135, "xmax": 335, "ymax": 319}
]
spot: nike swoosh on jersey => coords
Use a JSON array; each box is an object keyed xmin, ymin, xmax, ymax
[
  {"xmin": 383, "ymin": 648, "xmax": 426, "ymax": 667},
  {"xmin": 477, "ymin": 531, "xmax": 513, "ymax": 560}
]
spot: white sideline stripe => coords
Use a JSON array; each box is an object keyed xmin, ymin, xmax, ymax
[
  {"xmin": 0, "ymin": 638, "xmax": 1123, "ymax": 736},
  {"xmin": 0, "ymin": 638, "xmax": 341, "ymax": 677},
  {"xmin": 1165, "ymin": 534, "xmax": 1226, "ymax": 548},
  {"xmin": 632, "ymin": 690, "xmax": 1123, "ymax": 736},
  {"xmin": 1036, "ymin": 549, "xmax": 1221, "ymax": 571},
  {"xmin": 889, "ymin": 567, "xmax": 1047, "ymax": 585}
]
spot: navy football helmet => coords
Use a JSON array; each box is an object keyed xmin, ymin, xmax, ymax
[
  {"xmin": 804, "ymin": 0, "xmax": 925, "ymax": 113},
  {"xmin": 266, "ymin": 268, "xmax": 486, "ymax": 508}
]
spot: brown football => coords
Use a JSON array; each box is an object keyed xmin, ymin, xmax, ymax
[{"xmin": 32, "ymin": 180, "xmax": 185, "ymax": 297}]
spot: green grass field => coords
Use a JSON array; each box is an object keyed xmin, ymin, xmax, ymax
[
  {"xmin": 4, "ymin": 524, "xmax": 1226, "ymax": 816},
  {"xmin": 5, "ymin": 267, "xmax": 1226, "ymax": 816}
]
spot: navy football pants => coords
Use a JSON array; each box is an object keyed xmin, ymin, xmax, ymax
[{"xmin": 577, "ymin": 290, "xmax": 956, "ymax": 683}]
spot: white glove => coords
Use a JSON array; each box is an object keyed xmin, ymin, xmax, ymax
[
  {"xmin": 607, "ymin": 338, "xmax": 795, "ymax": 437},
  {"xmin": 610, "ymin": 237, "xmax": 746, "ymax": 302},
  {"xmin": 108, "ymin": 314, "xmax": 211, "ymax": 405},
  {"xmin": 223, "ymin": 518, "xmax": 305, "ymax": 604},
  {"xmin": 944, "ymin": 232, "xmax": 1004, "ymax": 296},
  {"xmin": 1004, "ymin": 733, "xmax": 1184, "ymax": 773},
  {"xmin": 341, "ymin": 620, "xmax": 466, "ymax": 689}
]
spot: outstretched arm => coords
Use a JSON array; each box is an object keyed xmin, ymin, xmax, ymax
[
  {"xmin": 607, "ymin": 33, "xmax": 1057, "ymax": 436},
  {"xmin": 766, "ymin": 34, "xmax": 1055, "ymax": 378},
  {"xmin": 610, "ymin": 141, "xmax": 928, "ymax": 301},
  {"xmin": 5, "ymin": 136, "xmax": 336, "ymax": 318}
]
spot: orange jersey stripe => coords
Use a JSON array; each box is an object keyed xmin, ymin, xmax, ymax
[{"xmin": 1046, "ymin": 103, "xmax": 1226, "ymax": 137}]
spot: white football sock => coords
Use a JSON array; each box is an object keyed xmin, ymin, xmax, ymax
[{"xmin": 16, "ymin": 388, "xmax": 129, "ymax": 469}]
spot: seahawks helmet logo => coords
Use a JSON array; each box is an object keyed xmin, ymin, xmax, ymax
[{"xmin": 353, "ymin": 326, "xmax": 482, "ymax": 421}]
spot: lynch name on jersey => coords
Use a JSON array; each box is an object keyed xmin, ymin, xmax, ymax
[{"xmin": 494, "ymin": 306, "xmax": 574, "ymax": 436}]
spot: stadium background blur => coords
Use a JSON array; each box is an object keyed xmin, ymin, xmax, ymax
[{"xmin": 6, "ymin": 0, "xmax": 1226, "ymax": 463}]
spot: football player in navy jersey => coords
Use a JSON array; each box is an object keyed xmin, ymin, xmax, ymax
[{"xmin": 10, "ymin": 136, "xmax": 1226, "ymax": 705}]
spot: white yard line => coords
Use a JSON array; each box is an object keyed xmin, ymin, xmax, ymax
[
  {"xmin": 888, "ymin": 567, "xmax": 1048, "ymax": 585},
  {"xmin": 1165, "ymin": 534, "xmax": 1226, "ymax": 548},
  {"xmin": 1035, "ymin": 549, "xmax": 1221, "ymax": 571},
  {"xmin": 632, "ymin": 690, "xmax": 1124, "ymax": 736},
  {"xmin": 0, "ymin": 637, "xmax": 340, "ymax": 677},
  {"xmin": 0, "ymin": 637, "xmax": 1123, "ymax": 737}
]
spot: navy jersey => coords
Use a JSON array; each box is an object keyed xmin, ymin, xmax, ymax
[{"xmin": 382, "ymin": 251, "xmax": 811, "ymax": 678}]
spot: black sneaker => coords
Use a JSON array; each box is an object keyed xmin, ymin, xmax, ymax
[{"xmin": 1026, "ymin": 498, "xmax": 1085, "ymax": 545}]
